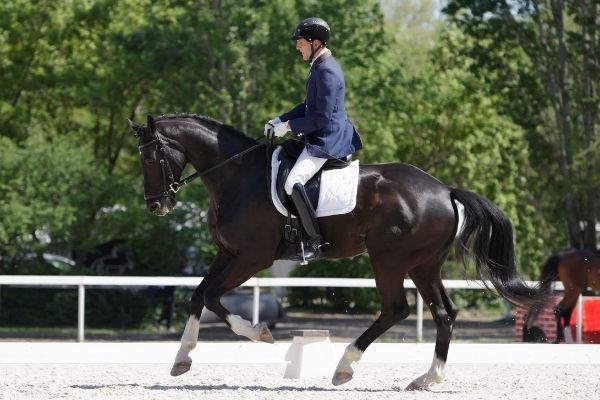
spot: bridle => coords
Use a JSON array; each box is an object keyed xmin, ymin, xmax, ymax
[
  {"xmin": 138, "ymin": 133, "xmax": 182, "ymax": 201},
  {"xmin": 138, "ymin": 132, "xmax": 263, "ymax": 201}
]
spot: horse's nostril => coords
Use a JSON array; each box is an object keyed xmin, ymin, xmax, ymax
[
  {"xmin": 167, "ymin": 197, "xmax": 176, "ymax": 208},
  {"xmin": 149, "ymin": 201, "xmax": 161, "ymax": 213}
]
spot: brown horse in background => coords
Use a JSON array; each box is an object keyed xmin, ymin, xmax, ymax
[{"xmin": 526, "ymin": 248, "xmax": 600, "ymax": 343}]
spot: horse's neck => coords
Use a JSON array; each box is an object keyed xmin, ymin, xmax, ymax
[{"xmin": 181, "ymin": 123, "xmax": 259, "ymax": 198}]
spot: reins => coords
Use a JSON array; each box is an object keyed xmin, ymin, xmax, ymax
[
  {"xmin": 140, "ymin": 132, "xmax": 264, "ymax": 200},
  {"xmin": 170, "ymin": 140, "xmax": 264, "ymax": 194},
  {"xmin": 142, "ymin": 128, "xmax": 357, "ymax": 201}
]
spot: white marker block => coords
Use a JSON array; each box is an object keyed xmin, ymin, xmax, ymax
[{"xmin": 284, "ymin": 330, "xmax": 333, "ymax": 379}]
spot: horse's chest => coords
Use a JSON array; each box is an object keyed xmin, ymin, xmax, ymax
[
  {"xmin": 207, "ymin": 204, "xmax": 229, "ymax": 247},
  {"xmin": 207, "ymin": 202, "xmax": 247, "ymax": 251}
]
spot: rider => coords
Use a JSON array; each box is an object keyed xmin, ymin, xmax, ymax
[{"xmin": 264, "ymin": 17, "xmax": 362, "ymax": 261}]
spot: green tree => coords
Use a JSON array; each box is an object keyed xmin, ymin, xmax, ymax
[
  {"xmin": 381, "ymin": 0, "xmax": 442, "ymax": 77},
  {"xmin": 416, "ymin": 27, "xmax": 555, "ymax": 274},
  {"xmin": 443, "ymin": 0, "xmax": 600, "ymax": 251},
  {"xmin": 0, "ymin": 0, "xmax": 557, "ymax": 283},
  {"xmin": 0, "ymin": 135, "xmax": 113, "ymax": 270}
]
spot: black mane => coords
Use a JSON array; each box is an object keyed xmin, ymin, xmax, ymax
[{"xmin": 155, "ymin": 113, "xmax": 255, "ymax": 146}]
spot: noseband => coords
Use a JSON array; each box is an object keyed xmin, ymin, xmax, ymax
[
  {"xmin": 138, "ymin": 134, "xmax": 183, "ymax": 201},
  {"xmin": 138, "ymin": 133, "xmax": 263, "ymax": 201}
]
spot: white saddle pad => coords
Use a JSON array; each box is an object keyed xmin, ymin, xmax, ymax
[{"xmin": 270, "ymin": 146, "xmax": 360, "ymax": 218}]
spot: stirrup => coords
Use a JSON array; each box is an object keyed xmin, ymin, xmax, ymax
[
  {"xmin": 300, "ymin": 242, "xmax": 309, "ymax": 265},
  {"xmin": 298, "ymin": 239, "xmax": 326, "ymax": 265}
]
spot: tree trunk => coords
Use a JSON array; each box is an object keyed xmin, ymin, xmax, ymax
[
  {"xmin": 551, "ymin": 0, "xmax": 582, "ymax": 247},
  {"xmin": 580, "ymin": 0, "xmax": 598, "ymax": 249},
  {"xmin": 500, "ymin": 0, "xmax": 582, "ymax": 247}
]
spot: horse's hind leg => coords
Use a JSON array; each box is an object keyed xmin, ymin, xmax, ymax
[
  {"xmin": 405, "ymin": 262, "xmax": 458, "ymax": 391},
  {"xmin": 332, "ymin": 259, "xmax": 411, "ymax": 386},
  {"xmin": 171, "ymin": 252, "xmax": 228, "ymax": 376}
]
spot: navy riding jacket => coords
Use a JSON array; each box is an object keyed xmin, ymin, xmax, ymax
[{"xmin": 278, "ymin": 54, "xmax": 362, "ymax": 159}]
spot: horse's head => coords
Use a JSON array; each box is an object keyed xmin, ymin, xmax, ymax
[{"xmin": 130, "ymin": 115, "xmax": 186, "ymax": 216}]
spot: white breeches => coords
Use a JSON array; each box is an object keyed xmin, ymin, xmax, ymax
[{"xmin": 284, "ymin": 147, "xmax": 328, "ymax": 195}]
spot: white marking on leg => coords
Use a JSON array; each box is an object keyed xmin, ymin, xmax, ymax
[
  {"xmin": 173, "ymin": 316, "xmax": 200, "ymax": 366},
  {"xmin": 332, "ymin": 342, "xmax": 363, "ymax": 385},
  {"xmin": 227, "ymin": 314, "xmax": 261, "ymax": 341},
  {"xmin": 407, "ymin": 355, "xmax": 446, "ymax": 390},
  {"xmin": 336, "ymin": 342, "xmax": 363, "ymax": 372},
  {"xmin": 170, "ymin": 316, "xmax": 200, "ymax": 376},
  {"xmin": 564, "ymin": 326, "xmax": 574, "ymax": 343}
]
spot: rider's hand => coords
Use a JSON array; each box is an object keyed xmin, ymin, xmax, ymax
[
  {"xmin": 264, "ymin": 117, "xmax": 281, "ymax": 137},
  {"xmin": 272, "ymin": 120, "xmax": 290, "ymax": 138}
]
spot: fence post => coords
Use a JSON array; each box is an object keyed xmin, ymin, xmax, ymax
[
  {"xmin": 576, "ymin": 294, "xmax": 583, "ymax": 343},
  {"xmin": 77, "ymin": 284, "xmax": 85, "ymax": 342},
  {"xmin": 416, "ymin": 290, "xmax": 423, "ymax": 342},
  {"xmin": 252, "ymin": 280, "xmax": 260, "ymax": 326}
]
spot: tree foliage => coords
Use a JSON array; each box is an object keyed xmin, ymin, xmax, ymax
[
  {"xmin": 443, "ymin": 0, "xmax": 600, "ymax": 253},
  {"xmin": 0, "ymin": 135, "xmax": 113, "ymax": 269},
  {"xmin": 0, "ymin": 0, "xmax": 586, "ymax": 286}
]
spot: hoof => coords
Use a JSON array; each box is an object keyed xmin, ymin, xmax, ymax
[
  {"xmin": 170, "ymin": 360, "xmax": 192, "ymax": 376},
  {"xmin": 332, "ymin": 371, "xmax": 353, "ymax": 386},
  {"xmin": 258, "ymin": 323, "xmax": 274, "ymax": 344},
  {"xmin": 405, "ymin": 381, "xmax": 429, "ymax": 391}
]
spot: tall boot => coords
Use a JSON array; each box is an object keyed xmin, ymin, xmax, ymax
[{"xmin": 291, "ymin": 183, "xmax": 324, "ymax": 263}]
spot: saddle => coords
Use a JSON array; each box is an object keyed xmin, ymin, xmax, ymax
[
  {"xmin": 273, "ymin": 139, "xmax": 351, "ymax": 260},
  {"xmin": 275, "ymin": 140, "xmax": 351, "ymax": 216}
]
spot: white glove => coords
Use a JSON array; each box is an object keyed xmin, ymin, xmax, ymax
[
  {"xmin": 272, "ymin": 120, "xmax": 290, "ymax": 137},
  {"xmin": 264, "ymin": 117, "xmax": 281, "ymax": 137}
]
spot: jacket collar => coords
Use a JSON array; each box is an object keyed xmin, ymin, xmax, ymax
[{"xmin": 310, "ymin": 48, "xmax": 331, "ymax": 70}]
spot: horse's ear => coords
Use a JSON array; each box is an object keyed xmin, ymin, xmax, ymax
[
  {"xmin": 147, "ymin": 115, "xmax": 156, "ymax": 134},
  {"xmin": 128, "ymin": 119, "xmax": 145, "ymax": 137}
]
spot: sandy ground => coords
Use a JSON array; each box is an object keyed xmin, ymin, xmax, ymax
[{"xmin": 0, "ymin": 362, "xmax": 598, "ymax": 400}]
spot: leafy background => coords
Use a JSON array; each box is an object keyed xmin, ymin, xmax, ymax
[{"xmin": 1, "ymin": 0, "xmax": 599, "ymax": 322}]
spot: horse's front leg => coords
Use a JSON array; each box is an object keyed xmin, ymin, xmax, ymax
[
  {"xmin": 203, "ymin": 255, "xmax": 275, "ymax": 343},
  {"xmin": 171, "ymin": 314, "xmax": 200, "ymax": 376},
  {"xmin": 171, "ymin": 252, "xmax": 228, "ymax": 376}
]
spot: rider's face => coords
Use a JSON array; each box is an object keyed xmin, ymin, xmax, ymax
[{"xmin": 296, "ymin": 38, "xmax": 318, "ymax": 61}]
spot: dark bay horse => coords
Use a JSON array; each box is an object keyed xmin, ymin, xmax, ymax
[
  {"xmin": 130, "ymin": 113, "xmax": 549, "ymax": 390},
  {"xmin": 526, "ymin": 248, "xmax": 600, "ymax": 343}
]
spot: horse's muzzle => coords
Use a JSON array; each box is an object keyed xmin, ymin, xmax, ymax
[{"xmin": 147, "ymin": 196, "xmax": 176, "ymax": 216}]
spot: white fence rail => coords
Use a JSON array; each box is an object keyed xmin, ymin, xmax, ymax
[{"xmin": 0, "ymin": 276, "xmax": 574, "ymax": 343}]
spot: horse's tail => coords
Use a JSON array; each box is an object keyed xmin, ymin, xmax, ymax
[
  {"xmin": 450, "ymin": 188, "xmax": 550, "ymax": 308},
  {"xmin": 524, "ymin": 253, "xmax": 560, "ymax": 327}
]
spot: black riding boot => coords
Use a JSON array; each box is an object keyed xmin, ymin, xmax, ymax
[{"xmin": 291, "ymin": 183, "xmax": 324, "ymax": 263}]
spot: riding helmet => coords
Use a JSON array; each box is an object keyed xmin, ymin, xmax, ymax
[{"xmin": 290, "ymin": 17, "xmax": 330, "ymax": 44}]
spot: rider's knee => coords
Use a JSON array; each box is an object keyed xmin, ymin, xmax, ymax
[{"xmin": 284, "ymin": 178, "xmax": 299, "ymax": 196}]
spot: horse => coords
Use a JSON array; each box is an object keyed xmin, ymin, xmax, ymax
[
  {"xmin": 525, "ymin": 248, "xmax": 600, "ymax": 343},
  {"xmin": 130, "ymin": 113, "xmax": 549, "ymax": 390}
]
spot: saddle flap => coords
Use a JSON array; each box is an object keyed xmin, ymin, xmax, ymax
[{"xmin": 270, "ymin": 142, "xmax": 360, "ymax": 219}]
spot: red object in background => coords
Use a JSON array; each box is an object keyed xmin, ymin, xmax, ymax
[{"xmin": 569, "ymin": 297, "xmax": 600, "ymax": 344}]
